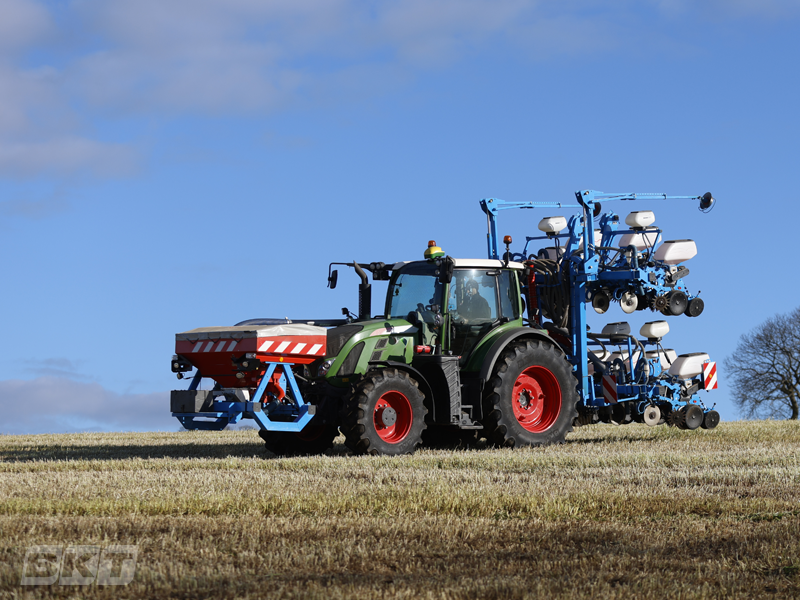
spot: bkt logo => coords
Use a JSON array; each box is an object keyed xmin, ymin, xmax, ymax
[{"xmin": 21, "ymin": 545, "xmax": 138, "ymax": 586}]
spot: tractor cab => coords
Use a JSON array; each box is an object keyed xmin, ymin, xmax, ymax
[{"xmin": 385, "ymin": 254, "xmax": 525, "ymax": 363}]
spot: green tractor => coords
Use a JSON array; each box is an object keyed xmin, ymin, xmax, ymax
[
  {"xmin": 274, "ymin": 240, "xmax": 579, "ymax": 456},
  {"xmin": 173, "ymin": 191, "xmax": 718, "ymax": 454}
]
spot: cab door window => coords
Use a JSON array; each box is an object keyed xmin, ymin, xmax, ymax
[
  {"xmin": 449, "ymin": 270, "xmax": 498, "ymax": 324},
  {"xmin": 498, "ymin": 270, "xmax": 520, "ymax": 320}
]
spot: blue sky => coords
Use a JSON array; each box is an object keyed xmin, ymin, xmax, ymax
[{"xmin": 1, "ymin": 0, "xmax": 799, "ymax": 434}]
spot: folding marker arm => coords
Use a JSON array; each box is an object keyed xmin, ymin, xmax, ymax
[
  {"xmin": 480, "ymin": 198, "xmax": 581, "ymax": 259},
  {"xmin": 481, "ymin": 191, "xmax": 714, "ymax": 260}
]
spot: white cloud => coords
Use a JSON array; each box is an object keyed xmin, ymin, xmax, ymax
[
  {"xmin": 0, "ymin": 137, "xmax": 137, "ymax": 178},
  {"xmin": 17, "ymin": 357, "xmax": 88, "ymax": 379},
  {"xmin": 0, "ymin": 0, "xmax": 52, "ymax": 52},
  {"xmin": 0, "ymin": 6, "xmax": 138, "ymax": 181},
  {"xmin": 0, "ymin": 0, "xmax": 796, "ymax": 178},
  {"xmin": 65, "ymin": 0, "xmax": 615, "ymax": 116},
  {"xmin": 0, "ymin": 377, "xmax": 175, "ymax": 434}
]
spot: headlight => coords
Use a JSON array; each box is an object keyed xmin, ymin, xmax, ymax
[
  {"xmin": 318, "ymin": 359, "xmax": 334, "ymax": 377},
  {"xmin": 171, "ymin": 355, "xmax": 193, "ymax": 373}
]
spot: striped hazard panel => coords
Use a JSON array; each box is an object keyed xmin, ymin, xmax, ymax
[
  {"xmin": 191, "ymin": 340, "xmax": 240, "ymax": 353},
  {"xmin": 257, "ymin": 340, "xmax": 324, "ymax": 356},
  {"xmin": 182, "ymin": 337, "xmax": 325, "ymax": 357},
  {"xmin": 602, "ymin": 375, "xmax": 618, "ymax": 404},
  {"xmin": 702, "ymin": 362, "xmax": 718, "ymax": 390},
  {"xmin": 185, "ymin": 338, "xmax": 325, "ymax": 356}
]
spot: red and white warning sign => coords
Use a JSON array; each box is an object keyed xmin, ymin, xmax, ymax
[
  {"xmin": 703, "ymin": 362, "xmax": 718, "ymax": 390},
  {"xmin": 602, "ymin": 374, "xmax": 618, "ymax": 404}
]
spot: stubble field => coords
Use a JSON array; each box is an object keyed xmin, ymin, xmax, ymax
[{"xmin": 0, "ymin": 421, "xmax": 798, "ymax": 599}]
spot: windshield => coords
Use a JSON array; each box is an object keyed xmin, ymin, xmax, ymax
[{"xmin": 386, "ymin": 264, "xmax": 443, "ymax": 318}]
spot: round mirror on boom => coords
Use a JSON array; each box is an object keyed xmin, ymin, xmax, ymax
[{"xmin": 699, "ymin": 192, "xmax": 714, "ymax": 211}]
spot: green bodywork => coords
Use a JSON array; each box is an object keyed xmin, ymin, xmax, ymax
[
  {"xmin": 324, "ymin": 318, "xmax": 417, "ymax": 385},
  {"xmin": 323, "ymin": 260, "xmax": 545, "ymax": 387}
]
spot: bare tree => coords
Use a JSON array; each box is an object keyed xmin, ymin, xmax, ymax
[{"xmin": 724, "ymin": 307, "xmax": 800, "ymax": 420}]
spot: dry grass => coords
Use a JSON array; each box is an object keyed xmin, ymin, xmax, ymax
[{"xmin": 0, "ymin": 421, "xmax": 798, "ymax": 599}]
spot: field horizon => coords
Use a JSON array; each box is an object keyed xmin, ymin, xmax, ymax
[{"xmin": 1, "ymin": 421, "xmax": 798, "ymax": 598}]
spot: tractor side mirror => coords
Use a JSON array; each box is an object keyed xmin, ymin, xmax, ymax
[
  {"xmin": 438, "ymin": 257, "xmax": 454, "ymax": 284},
  {"xmin": 328, "ymin": 269, "xmax": 338, "ymax": 289}
]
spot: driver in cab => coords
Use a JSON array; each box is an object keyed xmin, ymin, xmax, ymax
[{"xmin": 458, "ymin": 279, "xmax": 491, "ymax": 323}]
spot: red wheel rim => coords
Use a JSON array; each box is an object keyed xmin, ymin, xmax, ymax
[
  {"xmin": 373, "ymin": 391, "xmax": 413, "ymax": 443},
  {"xmin": 512, "ymin": 366, "xmax": 561, "ymax": 433}
]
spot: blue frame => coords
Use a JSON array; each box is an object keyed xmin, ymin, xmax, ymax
[
  {"xmin": 172, "ymin": 361, "xmax": 315, "ymax": 432},
  {"xmin": 481, "ymin": 190, "xmax": 714, "ymax": 416}
]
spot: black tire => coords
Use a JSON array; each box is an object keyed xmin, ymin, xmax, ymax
[
  {"xmin": 611, "ymin": 403, "xmax": 632, "ymax": 425},
  {"xmin": 258, "ymin": 421, "xmax": 339, "ymax": 456},
  {"xmin": 668, "ymin": 406, "xmax": 687, "ymax": 429},
  {"xmin": 684, "ymin": 405, "xmax": 704, "ymax": 430},
  {"xmin": 342, "ymin": 368, "xmax": 427, "ymax": 456},
  {"xmin": 701, "ymin": 410, "xmax": 720, "ymax": 430},
  {"xmin": 482, "ymin": 340, "xmax": 579, "ymax": 448}
]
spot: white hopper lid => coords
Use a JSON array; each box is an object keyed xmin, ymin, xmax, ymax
[
  {"xmin": 668, "ymin": 352, "xmax": 710, "ymax": 379},
  {"xmin": 625, "ymin": 211, "xmax": 656, "ymax": 229},
  {"xmin": 602, "ymin": 322, "xmax": 631, "ymax": 336},
  {"xmin": 618, "ymin": 227, "xmax": 658, "ymax": 251},
  {"xmin": 640, "ymin": 321, "xmax": 669, "ymax": 339},
  {"xmin": 654, "ymin": 239, "xmax": 697, "ymax": 265},
  {"xmin": 538, "ymin": 216, "xmax": 568, "ymax": 234}
]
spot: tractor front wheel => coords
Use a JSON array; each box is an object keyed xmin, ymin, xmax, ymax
[
  {"xmin": 482, "ymin": 340, "xmax": 578, "ymax": 448},
  {"xmin": 342, "ymin": 368, "xmax": 427, "ymax": 456}
]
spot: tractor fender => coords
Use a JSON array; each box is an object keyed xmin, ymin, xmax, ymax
[
  {"xmin": 477, "ymin": 327, "xmax": 564, "ymax": 389},
  {"xmin": 367, "ymin": 361, "xmax": 437, "ymax": 421}
]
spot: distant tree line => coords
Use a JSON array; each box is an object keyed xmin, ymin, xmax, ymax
[{"xmin": 725, "ymin": 307, "xmax": 800, "ymax": 420}]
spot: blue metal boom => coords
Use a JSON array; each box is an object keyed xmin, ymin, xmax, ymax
[{"xmin": 481, "ymin": 190, "xmax": 716, "ymax": 421}]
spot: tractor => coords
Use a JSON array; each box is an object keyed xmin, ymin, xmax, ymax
[{"xmin": 170, "ymin": 190, "xmax": 718, "ymax": 455}]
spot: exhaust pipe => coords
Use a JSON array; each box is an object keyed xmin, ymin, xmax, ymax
[{"xmin": 353, "ymin": 261, "xmax": 371, "ymax": 320}]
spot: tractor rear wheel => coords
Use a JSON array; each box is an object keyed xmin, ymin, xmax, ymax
[
  {"xmin": 482, "ymin": 340, "xmax": 578, "ymax": 448},
  {"xmin": 342, "ymin": 368, "xmax": 427, "ymax": 456}
]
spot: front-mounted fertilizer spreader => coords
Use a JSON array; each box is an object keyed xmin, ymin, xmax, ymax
[
  {"xmin": 170, "ymin": 323, "xmax": 327, "ymax": 432},
  {"xmin": 170, "ymin": 189, "xmax": 719, "ymax": 456}
]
